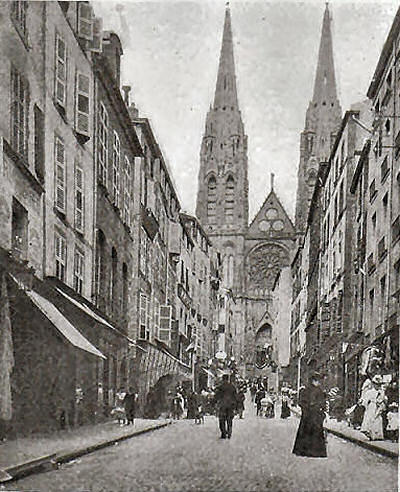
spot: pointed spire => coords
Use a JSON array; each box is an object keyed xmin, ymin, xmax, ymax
[
  {"xmin": 213, "ymin": 5, "xmax": 239, "ymax": 111},
  {"xmin": 312, "ymin": 3, "xmax": 338, "ymax": 105}
]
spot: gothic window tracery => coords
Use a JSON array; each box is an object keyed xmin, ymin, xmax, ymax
[
  {"xmin": 231, "ymin": 135, "xmax": 240, "ymax": 156},
  {"xmin": 224, "ymin": 175, "xmax": 235, "ymax": 222},
  {"xmin": 246, "ymin": 244, "xmax": 289, "ymax": 293},
  {"xmin": 204, "ymin": 137, "xmax": 213, "ymax": 154},
  {"xmin": 207, "ymin": 175, "xmax": 217, "ymax": 222}
]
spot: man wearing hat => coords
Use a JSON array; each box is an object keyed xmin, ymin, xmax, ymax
[{"xmin": 214, "ymin": 374, "xmax": 238, "ymax": 439}]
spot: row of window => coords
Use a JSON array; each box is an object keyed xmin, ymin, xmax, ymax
[
  {"xmin": 97, "ymin": 102, "xmax": 133, "ymax": 228},
  {"xmin": 322, "ymin": 179, "xmax": 344, "ymax": 251},
  {"xmin": 206, "ymin": 175, "xmax": 236, "ymax": 222},
  {"xmin": 139, "ymin": 294, "xmax": 172, "ymax": 343},
  {"xmin": 54, "ymin": 135, "xmax": 85, "ymax": 233}
]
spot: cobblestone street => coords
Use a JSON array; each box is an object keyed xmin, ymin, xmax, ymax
[{"xmin": 5, "ymin": 408, "xmax": 397, "ymax": 492}]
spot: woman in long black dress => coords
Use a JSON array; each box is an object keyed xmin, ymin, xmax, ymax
[{"xmin": 292, "ymin": 372, "xmax": 327, "ymax": 457}]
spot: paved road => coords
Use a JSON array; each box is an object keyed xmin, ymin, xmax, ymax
[{"xmin": 5, "ymin": 407, "xmax": 397, "ymax": 492}]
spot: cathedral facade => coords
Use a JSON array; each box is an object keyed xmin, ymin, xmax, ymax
[{"xmin": 195, "ymin": 6, "xmax": 296, "ymax": 382}]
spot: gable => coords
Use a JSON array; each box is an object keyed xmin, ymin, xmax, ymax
[{"xmin": 247, "ymin": 190, "xmax": 295, "ymax": 239}]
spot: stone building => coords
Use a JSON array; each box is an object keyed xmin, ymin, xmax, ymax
[
  {"xmin": 298, "ymin": 7, "xmax": 400, "ymax": 403},
  {"xmin": 317, "ymin": 105, "xmax": 371, "ymax": 393},
  {"xmin": 271, "ymin": 266, "xmax": 292, "ymax": 387},
  {"xmin": 127, "ymin": 113, "xmax": 193, "ymax": 416},
  {"xmin": 360, "ymin": 7, "xmax": 400, "ymax": 390},
  {"xmin": 289, "ymin": 4, "xmax": 343, "ymax": 390},
  {"xmin": 180, "ymin": 213, "xmax": 220, "ymax": 390},
  {"xmin": 195, "ymin": 5, "xmax": 295, "ymax": 380},
  {"xmin": 0, "ymin": 1, "xmax": 124, "ymax": 436}
]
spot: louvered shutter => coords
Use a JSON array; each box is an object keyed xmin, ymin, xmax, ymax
[
  {"xmin": 78, "ymin": 2, "xmax": 93, "ymax": 41},
  {"xmin": 55, "ymin": 36, "xmax": 66, "ymax": 107},
  {"xmin": 159, "ymin": 305, "xmax": 172, "ymax": 344},
  {"xmin": 75, "ymin": 164, "xmax": 84, "ymax": 232},
  {"xmin": 55, "ymin": 136, "xmax": 66, "ymax": 212},
  {"xmin": 76, "ymin": 73, "xmax": 90, "ymax": 136}
]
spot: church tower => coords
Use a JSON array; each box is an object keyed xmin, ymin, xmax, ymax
[
  {"xmin": 295, "ymin": 4, "xmax": 342, "ymax": 234},
  {"xmin": 196, "ymin": 5, "xmax": 248, "ymax": 293}
]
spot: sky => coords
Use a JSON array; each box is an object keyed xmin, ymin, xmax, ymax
[{"xmin": 93, "ymin": 0, "xmax": 398, "ymax": 221}]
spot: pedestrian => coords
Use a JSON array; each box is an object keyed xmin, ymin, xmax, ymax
[
  {"xmin": 386, "ymin": 403, "xmax": 399, "ymax": 442},
  {"xmin": 186, "ymin": 390, "xmax": 197, "ymax": 419},
  {"xmin": 111, "ymin": 387, "xmax": 127, "ymax": 426},
  {"xmin": 280, "ymin": 388, "xmax": 291, "ymax": 419},
  {"xmin": 123, "ymin": 387, "xmax": 137, "ymax": 425},
  {"xmin": 236, "ymin": 389, "xmax": 245, "ymax": 419},
  {"xmin": 250, "ymin": 383, "xmax": 257, "ymax": 402},
  {"xmin": 360, "ymin": 374, "xmax": 387, "ymax": 440},
  {"xmin": 255, "ymin": 387, "xmax": 266, "ymax": 416},
  {"xmin": 214, "ymin": 374, "xmax": 238, "ymax": 439},
  {"xmin": 194, "ymin": 392, "xmax": 205, "ymax": 424},
  {"xmin": 172, "ymin": 391, "xmax": 185, "ymax": 420},
  {"xmin": 292, "ymin": 372, "xmax": 327, "ymax": 458}
]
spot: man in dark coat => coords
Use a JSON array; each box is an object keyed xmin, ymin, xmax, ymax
[
  {"xmin": 123, "ymin": 387, "xmax": 137, "ymax": 425},
  {"xmin": 255, "ymin": 387, "xmax": 266, "ymax": 416},
  {"xmin": 292, "ymin": 372, "xmax": 327, "ymax": 457},
  {"xmin": 214, "ymin": 374, "xmax": 238, "ymax": 439}
]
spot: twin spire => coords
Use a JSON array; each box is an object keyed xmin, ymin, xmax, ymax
[
  {"xmin": 213, "ymin": 4, "xmax": 239, "ymax": 111},
  {"xmin": 312, "ymin": 3, "xmax": 338, "ymax": 106},
  {"xmin": 212, "ymin": 3, "xmax": 338, "ymax": 113}
]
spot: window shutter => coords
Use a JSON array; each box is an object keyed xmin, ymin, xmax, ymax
[
  {"xmin": 98, "ymin": 103, "xmax": 108, "ymax": 185},
  {"xmin": 89, "ymin": 17, "xmax": 103, "ymax": 53},
  {"xmin": 55, "ymin": 136, "xmax": 66, "ymax": 212},
  {"xmin": 75, "ymin": 164, "xmax": 84, "ymax": 233},
  {"xmin": 78, "ymin": 2, "xmax": 93, "ymax": 41},
  {"xmin": 139, "ymin": 294, "xmax": 147, "ymax": 339},
  {"xmin": 55, "ymin": 35, "xmax": 67, "ymax": 107},
  {"xmin": 159, "ymin": 305, "xmax": 172, "ymax": 344},
  {"xmin": 123, "ymin": 156, "xmax": 131, "ymax": 227},
  {"xmin": 76, "ymin": 73, "xmax": 90, "ymax": 136},
  {"xmin": 112, "ymin": 132, "xmax": 120, "ymax": 206}
]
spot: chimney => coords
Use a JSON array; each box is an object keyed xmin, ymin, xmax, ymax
[
  {"xmin": 122, "ymin": 85, "xmax": 131, "ymax": 106},
  {"xmin": 128, "ymin": 102, "xmax": 139, "ymax": 119},
  {"xmin": 102, "ymin": 31, "xmax": 123, "ymax": 88}
]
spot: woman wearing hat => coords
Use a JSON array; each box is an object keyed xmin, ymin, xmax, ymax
[
  {"xmin": 360, "ymin": 374, "xmax": 387, "ymax": 440},
  {"xmin": 292, "ymin": 372, "xmax": 327, "ymax": 457}
]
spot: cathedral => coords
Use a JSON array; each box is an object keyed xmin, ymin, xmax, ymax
[{"xmin": 195, "ymin": 4, "xmax": 341, "ymax": 382}]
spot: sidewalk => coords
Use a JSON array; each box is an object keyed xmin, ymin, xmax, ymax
[
  {"xmin": 290, "ymin": 406, "xmax": 398, "ymax": 459},
  {"xmin": 0, "ymin": 418, "xmax": 171, "ymax": 483}
]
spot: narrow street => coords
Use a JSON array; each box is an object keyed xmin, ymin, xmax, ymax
[{"xmin": 6, "ymin": 405, "xmax": 397, "ymax": 492}]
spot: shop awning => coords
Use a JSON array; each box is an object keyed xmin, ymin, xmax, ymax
[
  {"xmin": 54, "ymin": 287, "xmax": 146, "ymax": 352},
  {"xmin": 56, "ymin": 287, "xmax": 115, "ymax": 329},
  {"xmin": 24, "ymin": 288, "xmax": 105, "ymax": 359}
]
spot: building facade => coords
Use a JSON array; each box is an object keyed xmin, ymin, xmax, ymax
[{"xmin": 0, "ymin": 0, "xmax": 222, "ymax": 435}]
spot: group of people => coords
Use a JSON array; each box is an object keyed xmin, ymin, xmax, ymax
[
  {"xmin": 111, "ymin": 388, "xmax": 138, "ymax": 426},
  {"xmin": 345, "ymin": 375, "xmax": 399, "ymax": 442},
  {"xmin": 250, "ymin": 383, "xmax": 291, "ymax": 419}
]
